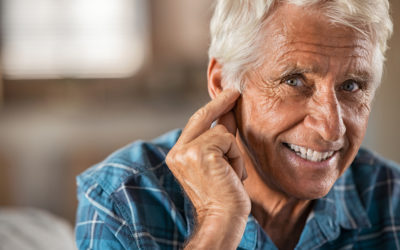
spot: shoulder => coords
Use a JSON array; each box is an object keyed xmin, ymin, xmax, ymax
[
  {"xmin": 75, "ymin": 129, "xmax": 189, "ymax": 249},
  {"xmin": 350, "ymin": 147, "xmax": 400, "ymax": 225},
  {"xmin": 350, "ymin": 147, "xmax": 400, "ymax": 201},
  {"xmin": 77, "ymin": 128, "xmax": 182, "ymax": 196}
]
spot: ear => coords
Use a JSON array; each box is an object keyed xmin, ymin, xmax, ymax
[{"xmin": 207, "ymin": 58, "xmax": 226, "ymax": 99}]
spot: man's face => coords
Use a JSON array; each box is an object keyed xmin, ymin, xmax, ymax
[{"xmin": 236, "ymin": 4, "xmax": 378, "ymax": 199}]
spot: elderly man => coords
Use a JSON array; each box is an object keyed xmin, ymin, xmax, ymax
[{"xmin": 76, "ymin": 0, "xmax": 399, "ymax": 249}]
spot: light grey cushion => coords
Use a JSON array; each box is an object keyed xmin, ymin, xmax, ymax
[{"xmin": 0, "ymin": 207, "xmax": 75, "ymax": 250}]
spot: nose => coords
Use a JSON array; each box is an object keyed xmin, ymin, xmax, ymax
[{"xmin": 304, "ymin": 87, "xmax": 346, "ymax": 142}]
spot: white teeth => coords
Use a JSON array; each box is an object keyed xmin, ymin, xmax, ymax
[
  {"xmin": 287, "ymin": 143, "xmax": 335, "ymax": 162},
  {"xmin": 311, "ymin": 151, "xmax": 319, "ymax": 162},
  {"xmin": 307, "ymin": 149, "xmax": 313, "ymax": 161},
  {"xmin": 300, "ymin": 147, "xmax": 306, "ymax": 156}
]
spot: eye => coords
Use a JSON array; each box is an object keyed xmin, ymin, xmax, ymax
[
  {"xmin": 341, "ymin": 80, "xmax": 360, "ymax": 92},
  {"xmin": 283, "ymin": 75, "xmax": 304, "ymax": 87}
]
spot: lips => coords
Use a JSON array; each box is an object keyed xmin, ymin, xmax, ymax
[{"xmin": 283, "ymin": 143, "xmax": 336, "ymax": 162}]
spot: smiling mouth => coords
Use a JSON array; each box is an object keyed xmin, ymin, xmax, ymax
[{"xmin": 283, "ymin": 143, "xmax": 336, "ymax": 162}]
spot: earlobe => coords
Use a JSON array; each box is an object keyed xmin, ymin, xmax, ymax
[{"xmin": 207, "ymin": 58, "xmax": 225, "ymax": 99}]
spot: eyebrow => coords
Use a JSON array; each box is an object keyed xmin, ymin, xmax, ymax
[
  {"xmin": 345, "ymin": 70, "xmax": 373, "ymax": 83},
  {"xmin": 279, "ymin": 65, "xmax": 312, "ymax": 77},
  {"xmin": 274, "ymin": 63, "xmax": 323, "ymax": 81},
  {"xmin": 273, "ymin": 63, "xmax": 374, "ymax": 84}
]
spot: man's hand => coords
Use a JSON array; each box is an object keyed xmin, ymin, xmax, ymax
[{"xmin": 166, "ymin": 88, "xmax": 250, "ymax": 249}]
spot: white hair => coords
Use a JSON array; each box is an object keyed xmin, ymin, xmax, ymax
[{"xmin": 208, "ymin": 0, "xmax": 393, "ymax": 90}]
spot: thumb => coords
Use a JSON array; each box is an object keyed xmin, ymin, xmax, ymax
[{"xmin": 217, "ymin": 111, "xmax": 237, "ymax": 135}]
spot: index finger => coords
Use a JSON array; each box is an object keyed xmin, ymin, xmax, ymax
[{"xmin": 178, "ymin": 88, "xmax": 240, "ymax": 144}]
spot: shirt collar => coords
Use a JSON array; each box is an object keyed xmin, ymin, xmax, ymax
[
  {"xmin": 332, "ymin": 167, "xmax": 371, "ymax": 230},
  {"xmin": 295, "ymin": 167, "xmax": 372, "ymax": 249},
  {"xmin": 239, "ymin": 167, "xmax": 372, "ymax": 249},
  {"xmin": 312, "ymin": 166, "xmax": 371, "ymax": 241}
]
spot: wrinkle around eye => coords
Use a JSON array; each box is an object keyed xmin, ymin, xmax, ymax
[
  {"xmin": 251, "ymin": 77, "xmax": 288, "ymax": 100},
  {"xmin": 249, "ymin": 71, "xmax": 280, "ymax": 90},
  {"xmin": 337, "ymin": 87, "xmax": 373, "ymax": 109},
  {"xmin": 281, "ymin": 74, "xmax": 305, "ymax": 87},
  {"xmin": 282, "ymin": 79, "xmax": 314, "ymax": 98},
  {"xmin": 247, "ymin": 69, "xmax": 314, "ymax": 100}
]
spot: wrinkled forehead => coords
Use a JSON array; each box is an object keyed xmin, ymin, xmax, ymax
[
  {"xmin": 257, "ymin": 3, "xmax": 379, "ymax": 82},
  {"xmin": 264, "ymin": 4, "xmax": 374, "ymax": 55}
]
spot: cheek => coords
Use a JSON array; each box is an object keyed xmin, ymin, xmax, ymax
[
  {"xmin": 343, "ymin": 102, "xmax": 371, "ymax": 146},
  {"xmin": 336, "ymin": 105, "xmax": 370, "ymax": 177},
  {"xmin": 238, "ymin": 89, "xmax": 308, "ymax": 141}
]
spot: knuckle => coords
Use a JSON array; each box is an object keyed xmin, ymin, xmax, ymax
[
  {"xmin": 166, "ymin": 148, "xmax": 190, "ymax": 175},
  {"xmin": 205, "ymin": 152, "xmax": 221, "ymax": 164},
  {"xmin": 185, "ymin": 146, "xmax": 201, "ymax": 160},
  {"xmin": 165, "ymin": 151, "xmax": 174, "ymax": 166},
  {"xmin": 173, "ymin": 153, "xmax": 186, "ymax": 167},
  {"xmin": 168, "ymin": 145, "xmax": 201, "ymax": 167}
]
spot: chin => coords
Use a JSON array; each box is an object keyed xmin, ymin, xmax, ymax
[
  {"xmin": 295, "ymin": 184, "xmax": 333, "ymax": 200},
  {"xmin": 277, "ymin": 174, "xmax": 338, "ymax": 200},
  {"xmin": 269, "ymin": 144, "xmax": 349, "ymax": 200},
  {"xmin": 283, "ymin": 187, "xmax": 332, "ymax": 201}
]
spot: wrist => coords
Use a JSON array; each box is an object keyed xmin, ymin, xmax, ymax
[{"xmin": 185, "ymin": 212, "xmax": 248, "ymax": 250}]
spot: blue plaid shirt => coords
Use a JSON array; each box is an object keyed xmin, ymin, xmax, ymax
[{"xmin": 76, "ymin": 129, "xmax": 400, "ymax": 249}]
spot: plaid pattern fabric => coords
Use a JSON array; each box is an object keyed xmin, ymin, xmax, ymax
[{"xmin": 75, "ymin": 129, "xmax": 400, "ymax": 249}]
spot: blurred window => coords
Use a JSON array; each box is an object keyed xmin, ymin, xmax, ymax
[{"xmin": 1, "ymin": 0, "xmax": 149, "ymax": 79}]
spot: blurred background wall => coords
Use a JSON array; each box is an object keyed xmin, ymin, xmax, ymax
[{"xmin": 0, "ymin": 0, "xmax": 399, "ymax": 226}]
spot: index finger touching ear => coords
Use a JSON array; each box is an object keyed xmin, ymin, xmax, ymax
[{"xmin": 178, "ymin": 88, "xmax": 240, "ymax": 144}]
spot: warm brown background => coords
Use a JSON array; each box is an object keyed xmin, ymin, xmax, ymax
[{"xmin": 0, "ymin": 0, "xmax": 399, "ymax": 226}]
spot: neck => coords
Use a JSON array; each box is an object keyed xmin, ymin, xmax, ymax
[
  {"xmin": 243, "ymin": 164, "xmax": 313, "ymax": 249},
  {"xmin": 243, "ymin": 163, "xmax": 313, "ymax": 223},
  {"xmin": 238, "ymin": 136, "xmax": 313, "ymax": 249}
]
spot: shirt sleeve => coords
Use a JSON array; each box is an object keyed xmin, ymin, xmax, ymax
[
  {"xmin": 75, "ymin": 179, "xmax": 151, "ymax": 250},
  {"xmin": 75, "ymin": 182, "xmax": 129, "ymax": 249},
  {"xmin": 74, "ymin": 137, "xmax": 187, "ymax": 250}
]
